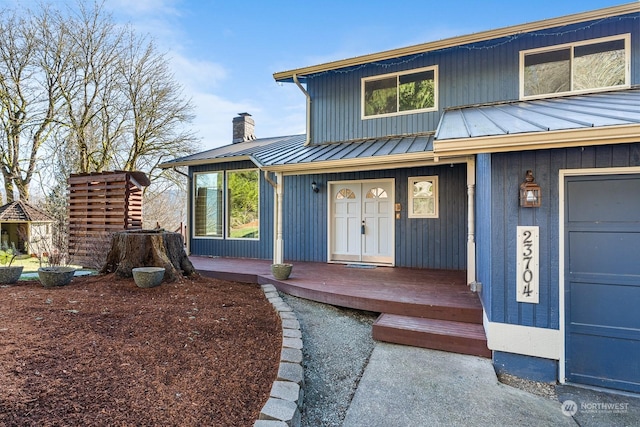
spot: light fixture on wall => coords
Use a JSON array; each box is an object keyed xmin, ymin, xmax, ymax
[
  {"xmin": 519, "ymin": 170, "xmax": 541, "ymax": 208},
  {"xmin": 311, "ymin": 181, "xmax": 319, "ymax": 193}
]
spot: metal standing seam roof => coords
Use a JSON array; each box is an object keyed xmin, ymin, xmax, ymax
[
  {"xmin": 435, "ymin": 89, "xmax": 640, "ymax": 140},
  {"xmin": 160, "ymin": 133, "xmax": 435, "ymax": 169},
  {"xmin": 0, "ymin": 200, "xmax": 55, "ymax": 222},
  {"xmin": 160, "ymin": 135, "xmax": 307, "ymax": 167},
  {"xmin": 162, "ymin": 89, "xmax": 640, "ymax": 170},
  {"xmin": 254, "ymin": 134, "xmax": 434, "ymax": 167}
]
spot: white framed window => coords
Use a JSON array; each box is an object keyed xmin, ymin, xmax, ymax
[
  {"xmin": 362, "ymin": 66, "xmax": 438, "ymax": 119},
  {"xmin": 520, "ymin": 34, "xmax": 630, "ymax": 100},
  {"xmin": 193, "ymin": 171, "xmax": 223, "ymax": 238},
  {"xmin": 408, "ymin": 176, "xmax": 438, "ymax": 218},
  {"xmin": 226, "ymin": 169, "xmax": 260, "ymax": 240},
  {"xmin": 192, "ymin": 169, "xmax": 260, "ymax": 240}
]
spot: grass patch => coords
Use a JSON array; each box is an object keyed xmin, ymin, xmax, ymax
[
  {"xmin": 9, "ymin": 257, "xmax": 42, "ymax": 273},
  {"xmin": 9, "ymin": 257, "xmax": 83, "ymax": 274}
]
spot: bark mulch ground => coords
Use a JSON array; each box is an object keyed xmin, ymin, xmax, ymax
[{"xmin": 0, "ymin": 273, "xmax": 281, "ymax": 427}]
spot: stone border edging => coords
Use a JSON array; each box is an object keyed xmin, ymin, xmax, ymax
[{"xmin": 254, "ymin": 284, "xmax": 304, "ymax": 427}]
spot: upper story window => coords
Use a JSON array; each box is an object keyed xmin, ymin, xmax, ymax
[
  {"xmin": 520, "ymin": 34, "xmax": 630, "ymax": 99},
  {"xmin": 362, "ymin": 66, "xmax": 438, "ymax": 119}
]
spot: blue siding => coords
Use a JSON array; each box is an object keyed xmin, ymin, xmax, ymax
[
  {"xmin": 477, "ymin": 142, "xmax": 640, "ymax": 329},
  {"xmin": 282, "ymin": 164, "xmax": 467, "ymax": 269},
  {"xmin": 188, "ymin": 161, "xmax": 467, "ymax": 269},
  {"xmin": 476, "ymin": 154, "xmax": 493, "ymax": 317},
  {"xmin": 493, "ymin": 351, "xmax": 558, "ymax": 383},
  {"xmin": 307, "ymin": 12, "xmax": 640, "ymax": 144},
  {"xmin": 189, "ymin": 160, "xmax": 274, "ymax": 259}
]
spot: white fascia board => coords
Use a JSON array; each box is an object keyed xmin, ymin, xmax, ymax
[
  {"xmin": 433, "ymin": 124, "xmax": 640, "ymax": 157},
  {"xmin": 159, "ymin": 155, "xmax": 260, "ymax": 169}
]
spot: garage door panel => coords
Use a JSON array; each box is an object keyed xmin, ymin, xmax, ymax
[
  {"xmin": 567, "ymin": 176, "xmax": 640, "ymax": 222},
  {"xmin": 569, "ymin": 281, "xmax": 640, "ymax": 329},
  {"xmin": 567, "ymin": 334, "xmax": 640, "ymax": 392},
  {"xmin": 570, "ymin": 323, "xmax": 640, "ymax": 341},
  {"xmin": 569, "ymin": 231, "xmax": 640, "ymax": 276},
  {"xmin": 565, "ymin": 173, "xmax": 640, "ymax": 394}
]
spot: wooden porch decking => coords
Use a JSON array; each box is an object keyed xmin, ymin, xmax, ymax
[{"xmin": 190, "ymin": 256, "xmax": 490, "ymax": 358}]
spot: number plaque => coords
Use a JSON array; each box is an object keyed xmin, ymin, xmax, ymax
[{"xmin": 516, "ymin": 226, "xmax": 539, "ymax": 304}]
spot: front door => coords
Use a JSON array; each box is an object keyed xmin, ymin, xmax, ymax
[{"xmin": 330, "ymin": 180, "xmax": 394, "ymax": 265}]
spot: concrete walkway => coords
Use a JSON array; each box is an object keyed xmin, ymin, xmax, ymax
[{"xmin": 343, "ymin": 343, "xmax": 576, "ymax": 427}]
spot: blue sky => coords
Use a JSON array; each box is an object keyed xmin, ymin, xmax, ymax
[{"xmin": 6, "ymin": 0, "xmax": 634, "ymax": 150}]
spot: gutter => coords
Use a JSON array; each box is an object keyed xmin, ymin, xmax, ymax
[
  {"xmin": 293, "ymin": 74, "xmax": 312, "ymax": 146},
  {"xmin": 171, "ymin": 167, "xmax": 189, "ymax": 178},
  {"xmin": 263, "ymin": 170, "xmax": 277, "ymax": 188}
]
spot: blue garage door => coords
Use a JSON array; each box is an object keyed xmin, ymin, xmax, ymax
[{"xmin": 565, "ymin": 174, "xmax": 640, "ymax": 393}]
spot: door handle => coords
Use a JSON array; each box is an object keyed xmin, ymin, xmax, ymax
[{"xmin": 361, "ymin": 221, "xmax": 365, "ymax": 235}]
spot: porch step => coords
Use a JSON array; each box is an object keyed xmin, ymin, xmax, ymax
[{"xmin": 372, "ymin": 314, "xmax": 491, "ymax": 358}]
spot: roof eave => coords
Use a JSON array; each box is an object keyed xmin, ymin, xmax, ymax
[
  {"xmin": 262, "ymin": 151, "xmax": 441, "ymax": 174},
  {"xmin": 432, "ymin": 124, "xmax": 640, "ymax": 157},
  {"xmin": 273, "ymin": 3, "xmax": 639, "ymax": 82},
  {"xmin": 159, "ymin": 155, "xmax": 260, "ymax": 169}
]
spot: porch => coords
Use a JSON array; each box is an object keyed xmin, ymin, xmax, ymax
[{"xmin": 190, "ymin": 256, "xmax": 490, "ymax": 358}]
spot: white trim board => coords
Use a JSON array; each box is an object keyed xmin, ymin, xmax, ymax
[{"xmin": 484, "ymin": 313, "xmax": 561, "ymax": 360}]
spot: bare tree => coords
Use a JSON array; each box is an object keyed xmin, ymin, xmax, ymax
[
  {"xmin": 0, "ymin": 1, "xmax": 198, "ymax": 205},
  {"xmin": 142, "ymin": 182, "xmax": 187, "ymax": 232},
  {"xmin": 0, "ymin": 7, "xmax": 66, "ymax": 202},
  {"xmin": 56, "ymin": 2, "xmax": 127, "ymax": 174},
  {"xmin": 118, "ymin": 31, "xmax": 197, "ymax": 180}
]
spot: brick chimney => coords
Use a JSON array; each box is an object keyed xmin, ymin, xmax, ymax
[{"xmin": 232, "ymin": 113, "xmax": 256, "ymax": 143}]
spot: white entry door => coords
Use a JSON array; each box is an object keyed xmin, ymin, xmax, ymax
[{"xmin": 330, "ymin": 180, "xmax": 394, "ymax": 265}]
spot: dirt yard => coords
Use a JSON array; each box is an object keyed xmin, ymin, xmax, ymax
[{"xmin": 0, "ymin": 273, "xmax": 281, "ymax": 426}]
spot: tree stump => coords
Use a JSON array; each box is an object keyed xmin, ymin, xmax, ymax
[{"xmin": 100, "ymin": 230, "xmax": 196, "ymax": 282}]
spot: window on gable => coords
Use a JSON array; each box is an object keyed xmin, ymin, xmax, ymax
[
  {"xmin": 408, "ymin": 176, "xmax": 438, "ymax": 218},
  {"xmin": 521, "ymin": 35, "xmax": 629, "ymax": 99},
  {"xmin": 193, "ymin": 169, "xmax": 260, "ymax": 240},
  {"xmin": 363, "ymin": 66, "xmax": 438, "ymax": 118}
]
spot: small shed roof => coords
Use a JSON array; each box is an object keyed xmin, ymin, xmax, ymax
[{"xmin": 0, "ymin": 200, "xmax": 55, "ymax": 223}]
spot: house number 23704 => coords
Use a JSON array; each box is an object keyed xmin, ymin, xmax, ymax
[{"xmin": 516, "ymin": 226, "xmax": 539, "ymax": 304}]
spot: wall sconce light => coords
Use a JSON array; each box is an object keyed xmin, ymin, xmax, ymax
[
  {"xmin": 519, "ymin": 170, "xmax": 541, "ymax": 208},
  {"xmin": 311, "ymin": 181, "xmax": 319, "ymax": 193}
]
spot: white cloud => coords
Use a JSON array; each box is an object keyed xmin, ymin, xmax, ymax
[
  {"xmin": 170, "ymin": 53, "xmax": 228, "ymax": 91},
  {"xmin": 189, "ymin": 92, "xmax": 256, "ymax": 150}
]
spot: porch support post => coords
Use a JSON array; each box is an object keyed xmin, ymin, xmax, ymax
[
  {"xmin": 274, "ymin": 172, "xmax": 284, "ymax": 264},
  {"xmin": 466, "ymin": 156, "xmax": 476, "ymax": 286}
]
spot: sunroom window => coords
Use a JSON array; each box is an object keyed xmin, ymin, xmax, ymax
[
  {"xmin": 521, "ymin": 35, "xmax": 629, "ymax": 99},
  {"xmin": 193, "ymin": 169, "xmax": 260, "ymax": 240},
  {"xmin": 194, "ymin": 172, "xmax": 223, "ymax": 237},
  {"xmin": 227, "ymin": 170, "xmax": 260, "ymax": 239},
  {"xmin": 363, "ymin": 66, "xmax": 437, "ymax": 118}
]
